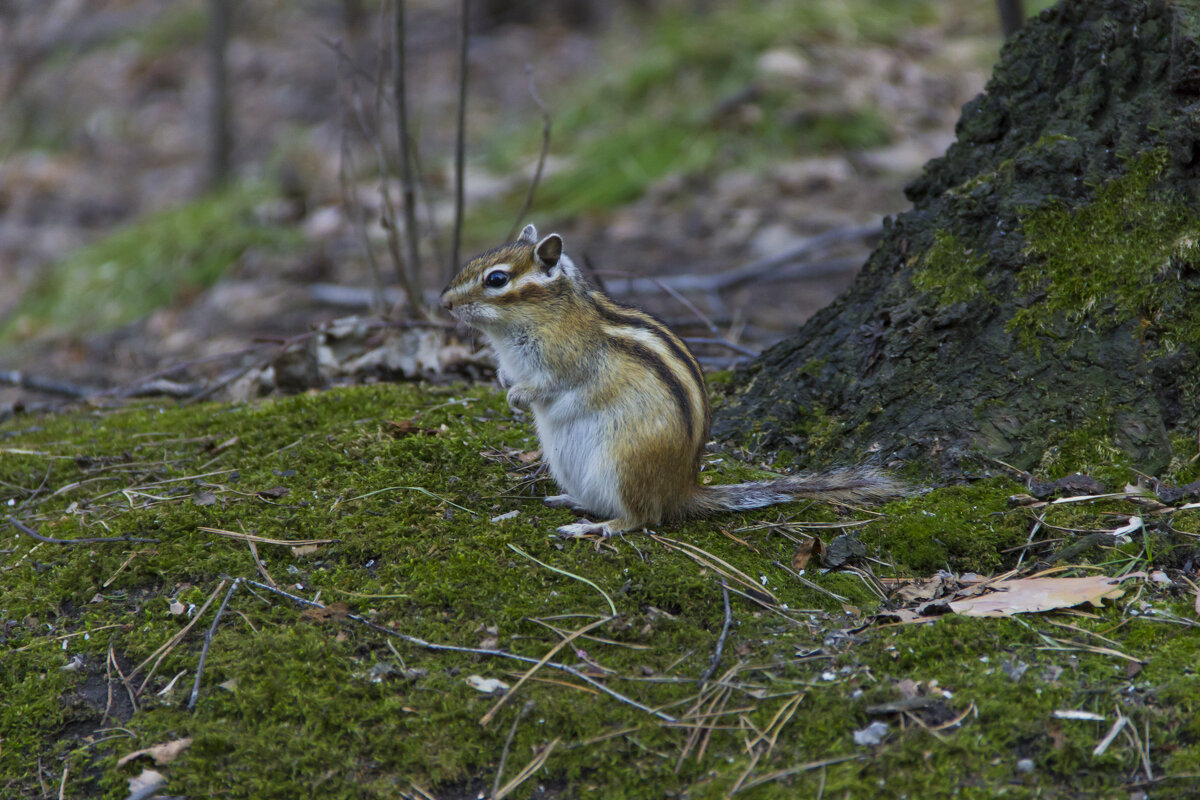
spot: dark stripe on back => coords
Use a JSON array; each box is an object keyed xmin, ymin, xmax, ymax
[
  {"xmin": 610, "ymin": 337, "xmax": 694, "ymax": 441},
  {"xmin": 589, "ymin": 294, "xmax": 706, "ymax": 400}
]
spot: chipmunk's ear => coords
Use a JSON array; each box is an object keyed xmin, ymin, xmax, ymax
[
  {"xmin": 518, "ymin": 224, "xmax": 538, "ymax": 244},
  {"xmin": 535, "ymin": 233, "xmax": 563, "ymax": 271}
]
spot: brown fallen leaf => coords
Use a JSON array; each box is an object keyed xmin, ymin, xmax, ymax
[
  {"xmin": 291, "ymin": 544, "xmax": 320, "ymax": 556},
  {"xmin": 947, "ymin": 574, "xmax": 1143, "ymax": 617},
  {"xmin": 892, "ymin": 573, "xmax": 954, "ymax": 605},
  {"xmin": 116, "ymin": 737, "xmax": 193, "ymax": 768},
  {"xmin": 300, "ymin": 602, "xmax": 350, "ymax": 623},
  {"xmin": 388, "ymin": 419, "xmax": 437, "ymax": 437},
  {"xmin": 517, "ymin": 448, "xmax": 542, "ymax": 464},
  {"xmin": 791, "ymin": 535, "xmax": 824, "ymax": 571},
  {"xmin": 256, "ymin": 486, "xmax": 289, "ymax": 500}
]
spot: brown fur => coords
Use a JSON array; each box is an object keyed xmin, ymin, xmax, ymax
[{"xmin": 443, "ymin": 229, "xmax": 903, "ymax": 537}]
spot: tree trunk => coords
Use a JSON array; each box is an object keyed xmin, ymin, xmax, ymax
[{"xmin": 715, "ymin": 0, "xmax": 1200, "ymax": 478}]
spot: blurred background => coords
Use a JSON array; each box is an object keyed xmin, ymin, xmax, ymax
[{"xmin": 0, "ymin": 0, "xmax": 1053, "ymax": 404}]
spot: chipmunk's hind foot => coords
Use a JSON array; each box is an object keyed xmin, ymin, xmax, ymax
[{"xmin": 556, "ymin": 517, "xmax": 639, "ymax": 539}]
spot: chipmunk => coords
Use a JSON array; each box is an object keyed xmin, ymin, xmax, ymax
[{"xmin": 441, "ymin": 225, "xmax": 902, "ymax": 538}]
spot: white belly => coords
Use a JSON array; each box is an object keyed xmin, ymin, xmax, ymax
[{"xmin": 533, "ymin": 394, "xmax": 624, "ymax": 519}]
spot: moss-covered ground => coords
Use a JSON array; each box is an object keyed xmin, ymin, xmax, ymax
[{"xmin": 3, "ymin": 383, "xmax": 1198, "ymax": 798}]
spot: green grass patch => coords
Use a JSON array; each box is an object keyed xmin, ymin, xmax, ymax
[
  {"xmin": 2, "ymin": 181, "xmax": 301, "ymax": 341},
  {"xmin": 472, "ymin": 0, "xmax": 947, "ymax": 229}
]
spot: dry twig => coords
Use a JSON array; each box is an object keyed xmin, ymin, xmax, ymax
[
  {"xmin": 698, "ymin": 584, "xmax": 732, "ymax": 685},
  {"xmin": 243, "ymin": 578, "xmax": 675, "ymax": 722},
  {"xmin": 8, "ymin": 516, "xmax": 159, "ymax": 545},
  {"xmin": 188, "ymin": 578, "xmax": 240, "ymax": 710},
  {"xmin": 507, "ymin": 64, "xmax": 552, "ymax": 242}
]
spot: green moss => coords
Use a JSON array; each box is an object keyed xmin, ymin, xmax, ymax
[
  {"xmin": 862, "ymin": 480, "xmax": 1027, "ymax": 574},
  {"xmin": 910, "ymin": 230, "xmax": 990, "ymax": 306},
  {"xmin": 2, "ymin": 384, "xmax": 1197, "ymax": 797},
  {"xmin": 1011, "ymin": 149, "xmax": 1200, "ymax": 350},
  {"xmin": 3, "ymin": 181, "xmax": 302, "ymax": 341}
]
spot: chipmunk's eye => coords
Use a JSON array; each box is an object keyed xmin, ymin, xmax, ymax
[{"xmin": 484, "ymin": 270, "xmax": 510, "ymax": 288}]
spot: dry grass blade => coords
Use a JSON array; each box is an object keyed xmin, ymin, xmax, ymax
[
  {"xmin": 198, "ymin": 527, "xmax": 335, "ymax": 546},
  {"xmin": 243, "ymin": 579, "xmax": 675, "ymax": 722},
  {"xmin": 15, "ymin": 623, "xmax": 128, "ymax": 653},
  {"xmin": 651, "ymin": 534, "xmax": 777, "ymax": 604},
  {"xmin": 1093, "ymin": 708, "xmax": 1128, "ymax": 757},
  {"xmin": 508, "ymin": 544, "xmax": 617, "ymax": 616},
  {"xmin": 735, "ymin": 754, "xmax": 862, "ymax": 793},
  {"xmin": 492, "ymin": 737, "xmax": 561, "ymax": 800},
  {"xmin": 491, "ymin": 701, "xmax": 532, "ymax": 799},
  {"xmin": 187, "ymin": 579, "xmax": 240, "ymax": 710},
  {"xmin": 133, "ymin": 579, "xmax": 227, "ymax": 693},
  {"xmin": 480, "ymin": 617, "xmax": 611, "ymax": 726}
]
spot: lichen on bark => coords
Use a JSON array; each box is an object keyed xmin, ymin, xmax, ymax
[{"xmin": 716, "ymin": 0, "xmax": 1200, "ymax": 477}]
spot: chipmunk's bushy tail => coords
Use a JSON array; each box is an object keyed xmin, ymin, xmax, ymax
[{"xmin": 686, "ymin": 465, "xmax": 905, "ymax": 516}]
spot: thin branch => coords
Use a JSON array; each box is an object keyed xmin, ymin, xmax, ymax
[
  {"xmin": 205, "ymin": 0, "xmax": 232, "ymax": 188},
  {"xmin": 492, "ymin": 701, "xmax": 533, "ymax": 799},
  {"xmin": 0, "ymin": 370, "xmax": 95, "ymax": 398},
  {"xmin": 392, "ymin": 0, "xmax": 424, "ymax": 308},
  {"xmin": 449, "ymin": 0, "xmax": 469, "ymax": 281},
  {"xmin": 604, "ymin": 224, "xmax": 878, "ymax": 296},
  {"xmin": 698, "ymin": 584, "xmax": 732, "ymax": 685},
  {"xmin": 331, "ymin": 41, "xmax": 386, "ymax": 314},
  {"xmin": 188, "ymin": 578, "xmax": 240, "ymax": 710},
  {"xmin": 242, "ymin": 578, "xmax": 675, "ymax": 722},
  {"xmin": 507, "ymin": 64, "xmax": 552, "ymax": 241},
  {"xmin": 7, "ymin": 516, "xmax": 159, "ymax": 545}
]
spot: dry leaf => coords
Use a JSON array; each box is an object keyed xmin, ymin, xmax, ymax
[
  {"xmin": 948, "ymin": 575, "xmax": 1141, "ymax": 617},
  {"xmin": 168, "ymin": 600, "xmax": 185, "ymax": 616},
  {"xmin": 125, "ymin": 769, "xmax": 166, "ymax": 800},
  {"xmin": 466, "ymin": 674, "xmax": 509, "ymax": 694},
  {"xmin": 193, "ymin": 491, "xmax": 217, "ymax": 506},
  {"xmin": 892, "ymin": 573, "xmax": 954, "ymax": 605},
  {"xmin": 256, "ymin": 486, "xmax": 290, "ymax": 500},
  {"xmin": 517, "ymin": 449, "xmax": 542, "ymax": 463},
  {"xmin": 387, "ymin": 419, "xmax": 436, "ymax": 437},
  {"xmin": 291, "ymin": 544, "xmax": 320, "ymax": 556},
  {"xmin": 300, "ymin": 602, "xmax": 350, "ymax": 623},
  {"xmin": 117, "ymin": 737, "xmax": 193, "ymax": 768},
  {"xmin": 791, "ymin": 535, "xmax": 824, "ymax": 570}
]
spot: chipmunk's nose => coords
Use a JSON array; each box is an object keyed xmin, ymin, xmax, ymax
[{"xmin": 441, "ymin": 293, "xmax": 454, "ymax": 311}]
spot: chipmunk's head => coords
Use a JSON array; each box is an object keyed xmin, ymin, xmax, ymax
[{"xmin": 441, "ymin": 224, "xmax": 582, "ymax": 331}]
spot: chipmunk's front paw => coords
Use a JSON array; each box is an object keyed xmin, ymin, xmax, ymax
[
  {"xmin": 545, "ymin": 494, "xmax": 590, "ymax": 514},
  {"xmin": 556, "ymin": 519, "xmax": 616, "ymax": 539},
  {"xmin": 506, "ymin": 385, "xmax": 536, "ymax": 412}
]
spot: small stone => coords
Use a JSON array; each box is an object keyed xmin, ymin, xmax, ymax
[{"xmin": 1016, "ymin": 758, "xmax": 1035, "ymax": 774}]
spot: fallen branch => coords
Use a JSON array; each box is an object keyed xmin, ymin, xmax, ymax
[
  {"xmin": 698, "ymin": 584, "xmax": 733, "ymax": 685},
  {"xmin": 188, "ymin": 578, "xmax": 240, "ymax": 710},
  {"xmin": 0, "ymin": 370, "xmax": 95, "ymax": 398},
  {"xmin": 243, "ymin": 578, "xmax": 676, "ymax": 722},
  {"xmin": 7, "ymin": 516, "xmax": 159, "ymax": 545}
]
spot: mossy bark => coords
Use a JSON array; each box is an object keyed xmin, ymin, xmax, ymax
[{"xmin": 716, "ymin": 0, "xmax": 1200, "ymax": 476}]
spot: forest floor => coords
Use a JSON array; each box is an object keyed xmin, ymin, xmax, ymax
[
  {"xmin": 4, "ymin": 0, "xmax": 1011, "ymax": 405},
  {"xmin": 5, "ymin": 2, "xmax": 1199, "ymax": 799}
]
